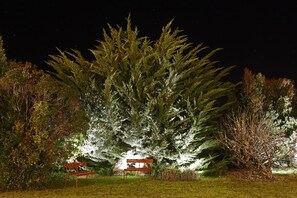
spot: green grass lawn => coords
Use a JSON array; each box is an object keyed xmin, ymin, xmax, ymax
[{"xmin": 1, "ymin": 174, "xmax": 297, "ymax": 198}]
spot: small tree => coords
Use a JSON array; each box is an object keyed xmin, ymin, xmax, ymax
[
  {"xmin": 240, "ymin": 68, "xmax": 297, "ymax": 167},
  {"xmin": 219, "ymin": 109, "xmax": 282, "ymax": 179},
  {"xmin": 220, "ymin": 68, "xmax": 297, "ymax": 179}
]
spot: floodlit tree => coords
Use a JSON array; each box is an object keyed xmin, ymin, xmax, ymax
[
  {"xmin": 0, "ymin": 37, "xmax": 88, "ymax": 189},
  {"xmin": 47, "ymin": 17, "xmax": 235, "ymax": 173}
]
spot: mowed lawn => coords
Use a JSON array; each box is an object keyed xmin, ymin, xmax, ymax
[{"xmin": 1, "ymin": 174, "xmax": 297, "ymax": 198}]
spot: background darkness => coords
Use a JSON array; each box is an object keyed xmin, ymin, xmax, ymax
[{"xmin": 1, "ymin": 0, "xmax": 297, "ymax": 83}]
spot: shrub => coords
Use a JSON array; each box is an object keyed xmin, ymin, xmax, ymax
[
  {"xmin": 180, "ymin": 169, "xmax": 197, "ymax": 181},
  {"xmin": 219, "ymin": 109, "xmax": 282, "ymax": 179},
  {"xmin": 0, "ymin": 61, "xmax": 88, "ymax": 190},
  {"xmin": 159, "ymin": 168, "xmax": 197, "ymax": 181},
  {"xmin": 159, "ymin": 168, "xmax": 181, "ymax": 181}
]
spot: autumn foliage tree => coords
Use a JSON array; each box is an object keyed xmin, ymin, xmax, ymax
[
  {"xmin": 0, "ymin": 37, "xmax": 88, "ymax": 190},
  {"xmin": 219, "ymin": 68, "xmax": 297, "ymax": 179},
  {"xmin": 241, "ymin": 68, "xmax": 297, "ymax": 167}
]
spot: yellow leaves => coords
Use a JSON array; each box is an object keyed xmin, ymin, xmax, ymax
[
  {"xmin": 31, "ymin": 101, "xmax": 50, "ymax": 131},
  {"xmin": 33, "ymin": 130, "xmax": 49, "ymax": 145},
  {"xmin": 10, "ymin": 142, "xmax": 39, "ymax": 167},
  {"xmin": 0, "ymin": 36, "xmax": 7, "ymax": 64},
  {"xmin": 13, "ymin": 120, "xmax": 25, "ymax": 134}
]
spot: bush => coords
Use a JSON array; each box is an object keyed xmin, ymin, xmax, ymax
[
  {"xmin": 159, "ymin": 168, "xmax": 197, "ymax": 181},
  {"xmin": 219, "ymin": 109, "xmax": 282, "ymax": 179},
  {"xmin": 180, "ymin": 169, "xmax": 197, "ymax": 181},
  {"xmin": 43, "ymin": 171, "xmax": 65, "ymax": 189},
  {"xmin": 159, "ymin": 168, "xmax": 181, "ymax": 181},
  {"xmin": 0, "ymin": 61, "xmax": 88, "ymax": 190}
]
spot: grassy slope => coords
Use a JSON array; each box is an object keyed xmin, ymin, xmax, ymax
[{"xmin": 1, "ymin": 175, "xmax": 297, "ymax": 198}]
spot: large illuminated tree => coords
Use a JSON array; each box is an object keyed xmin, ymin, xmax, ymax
[{"xmin": 47, "ymin": 17, "xmax": 235, "ymax": 173}]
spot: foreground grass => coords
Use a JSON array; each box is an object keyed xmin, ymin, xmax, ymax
[{"xmin": 1, "ymin": 174, "xmax": 297, "ymax": 198}]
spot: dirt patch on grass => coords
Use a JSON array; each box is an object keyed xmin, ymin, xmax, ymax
[{"xmin": 225, "ymin": 169, "xmax": 281, "ymax": 182}]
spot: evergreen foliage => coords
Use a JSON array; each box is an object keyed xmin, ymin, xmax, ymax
[{"xmin": 47, "ymin": 17, "xmax": 235, "ymax": 173}]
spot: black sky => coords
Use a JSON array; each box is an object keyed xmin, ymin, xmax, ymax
[{"xmin": 1, "ymin": 0, "xmax": 297, "ymax": 83}]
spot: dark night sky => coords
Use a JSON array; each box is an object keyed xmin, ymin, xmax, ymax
[{"xmin": 1, "ymin": 0, "xmax": 297, "ymax": 83}]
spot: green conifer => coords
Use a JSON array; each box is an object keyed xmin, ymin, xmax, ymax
[{"xmin": 47, "ymin": 17, "xmax": 235, "ymax": 173}]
